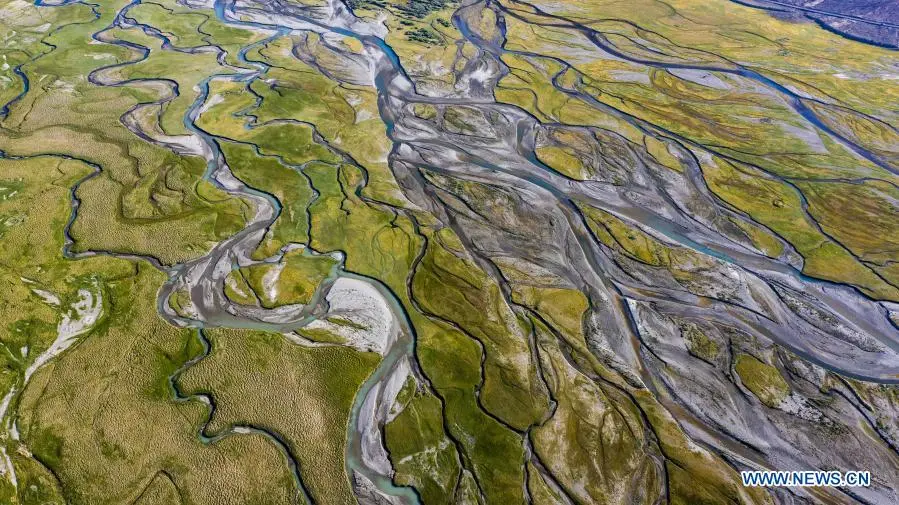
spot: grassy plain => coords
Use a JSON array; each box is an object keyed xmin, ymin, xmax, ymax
[
  {"xmin": 179, "ymin": 328, "xmax": 380, "ymax": 505},
  {"xmin": 0, "ymin": 154, "xmax": 298, "ymax": 502},
  {"xmin": 1, "ymin": 0, "xmax": 895, "ymax": 503},
  {"xmin": 493, "ymin": 0, "xmax": 899, "ymax": 302}
]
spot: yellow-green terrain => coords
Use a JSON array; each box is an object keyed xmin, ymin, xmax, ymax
[{"xmin": 0, "ymin": 0, "xmax": 897, "ymax": 504}]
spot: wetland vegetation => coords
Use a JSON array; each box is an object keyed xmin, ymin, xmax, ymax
[{"xmin": 0, "ymin": 0, "xmax": 897, "ymax": 503}]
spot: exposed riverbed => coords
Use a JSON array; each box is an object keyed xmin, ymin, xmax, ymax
[{"xmin": 8, "ymin": 0, "xmax": 899, "ymax": 503}]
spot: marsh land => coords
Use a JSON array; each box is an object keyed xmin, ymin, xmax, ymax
[{"xmin": 0, "ymin": 0, "xmax": 898, "ymax": 504}]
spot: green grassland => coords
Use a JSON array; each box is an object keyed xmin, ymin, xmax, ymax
[
  {"xmin": 500, "ymin": 0, "xmax": 898, "ymax": 121},
  {"xmin": 384, "ymin": 379, "xmax": 460, "ymax": 505},
  {"xmin": 16, "ymin": 265, "xmax": 300, "ymax": 505},
  {"xmin": 237, "ymin": 248, "xmax": 338, "ymax": 308},
  {"xmin": 0, "ymin": 0, "xmax": 895, "ymax": 503},
  {"xmin": 178, "ymin": 328, "xmax": 381, "ymax": 505},
  {"xmin": 531, "ymin": 323, "xmax": 658, "ymax": 505},
  {"xmin": 296, "ymin": 137, "xmax": 549, "ymax": 502},
  {"xmin": 0, "ymin": 1, "xmax": 256, "ymax": 265},
  {"xmin": 734, "ymin": 353, "xmax": 791, "ymax": 408},
  {"xmin": 0, "ymin": 154, "xmax": 297, "ymax": 505},
  {"xmin": 702, "ymin": 157, "xmax": 899, "ymax": 299},
  {"xmin": 0, "ymin": 3, "xmax": 561, "ymax": 501},
  {"xmin": 493, "ymin": 0, "xmax": 899, "ymax": 301},
  {"xmin": 241, "ymin": 35, "xmax": 403, "ymax": 205},
  {"xmin": 220, "ymin": 143, "xmax": 316, "ymax": 258},
  {"xmin": 182, "ymin": 27, "xmax": 558, "ymax": 504}
]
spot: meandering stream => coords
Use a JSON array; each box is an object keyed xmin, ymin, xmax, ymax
[{"xmin": 9, "ymin": 0, "xmax": 899, "ymax": 502}]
